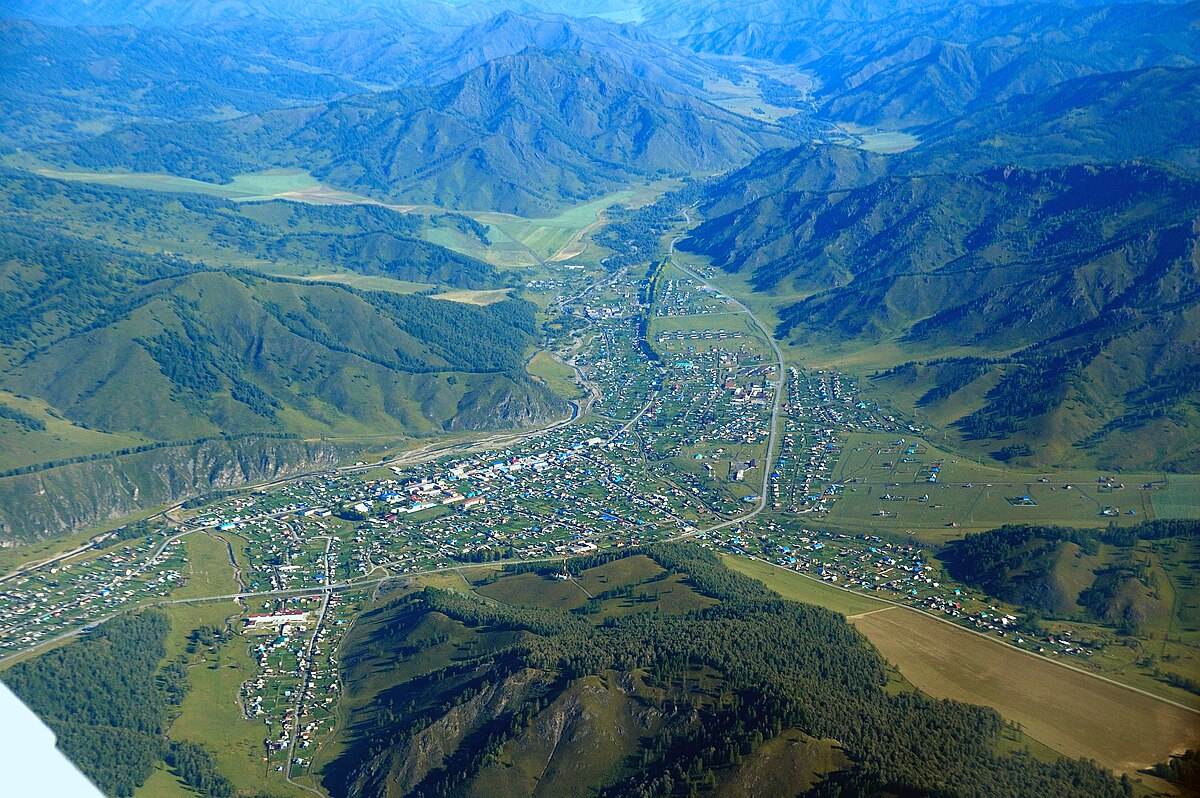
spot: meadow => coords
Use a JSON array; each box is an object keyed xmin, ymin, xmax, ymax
[
  {"xmin": 722, "ymin": 555, "xmax": 887, "ymax": 617},
  {"xmin": 480, "ymin": 190, "xmax": 636, "ymax": 261},
  {"xmin": 525, "ymin": 351, "xmax": 587, "ymax": 403},
  {"xmin": 0, "ymin": 390, "xmax": 148, "ymax": 472},
  {"xmin": 823, "ymin": 432, "xmax": 1176, "ymax": 542},
  {"xmin": 21, "ymin": 162, "xmax": 330, "ymax": 201}
]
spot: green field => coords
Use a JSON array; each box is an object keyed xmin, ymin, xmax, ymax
[
  {"xmin": 475, "ymin": 570, "xmax": 591, "ymax": 609},
  {"xmin": 525, "ymin": 351, "xmax": 587, "ymax": 402},
  {"xmin": 823, "ymin": 432, "xmax": 1172, "ymax": 542},
  {"xmin": 723, "ymin": 555, "xmax": 888, "ymax": 616},
  {"xmin": 429, "ymin": 288, "xmax": 514, "ymax": 305},
  {"xmin": 481, "ymin": 190, "xmax": 635, "ymax": 261},
  {"xmin": 174, "ymin": 532, "xmax": 241, "ymax": 600},
  {"xmin": 289, "ymin": 272, "xmax": 434, "ymax": 294},
  {"xmin": 134, "ymin": 762, "xmax": 201, "ymax": 798},
  {"xmin": 833, "ymin": 123, "xmax": 921, "ymax": 154},
  {"xmin": 1151, "ymin": 475, "xmax": 1200, "ymax": 518},
  {"xmin": 0, "ymin": 390, "xmax": 149, "ymax": 471},
  {"xmin": 17, "ymin": 162, "xmax": 332, "ymax": 201},
  {"xmin": 165, "ymin": 604, "xmax": 312, "ymax": 798}
]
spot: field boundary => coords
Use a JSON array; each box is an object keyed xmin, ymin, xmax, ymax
[{"xmin": 742, "ymin": 555, "xmax": 1200, "ymax": 716}]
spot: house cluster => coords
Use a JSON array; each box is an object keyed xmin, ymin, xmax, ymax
[{"xmin": 0, "ymin": 532, "xmax": 186, "ymax": 654}]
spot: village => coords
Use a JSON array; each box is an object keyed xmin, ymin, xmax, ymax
[{"xmin": 0, "ymin": 259, "xmax": 1114, "ymax": 781}]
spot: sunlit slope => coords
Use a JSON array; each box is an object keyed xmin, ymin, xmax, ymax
[
  {"xmin": 681, "ymin": 159, "xmax": 1200, "ymax": 469},
  {"xmin": 36, "ymin": 50, "xmax": 795, "ymax": 216}
]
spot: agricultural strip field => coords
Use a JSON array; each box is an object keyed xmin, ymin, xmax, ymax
[
  {"xmin": 847, "ymin": 606, "xmax": 1200, "ymax": 774},
  {"xmin": 1152, "ymin": 475, "xmax": 1200, "ymax": 518},
  {"xmin": 722, "ymin": 556, "xmax": 886, "ymax": 617}
]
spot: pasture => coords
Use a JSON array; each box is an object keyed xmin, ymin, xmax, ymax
[
  {"xmin": 291, "ymin": 272, "xmax": 433, "ymax": 294},
  {"xmin": 577, "ymin": 554, "xmax": 665, "ymax": 595},
  {"xmin": 173, "ymin": 532, "xmax": 240, "ymax": 600},
  {"xmin": 1152, "ymin": 475, "xmax": 1200, "ymax": 518},
  {"xmin": 526, "ymin": 351, "xmax": 587, "ymax": 402},
  {"xmin": 0, "ymin": 390, "xmax": 149, "ymax": 472},
  {"xmin": 848, "ymin": 606, "xmax": 1200, "ymax": 774},
  {"xmin": 722, "ymin": 556, "xmax": 886, "ymax": 617},
  {"xmin": 482, "ymin": 190, "xmax": 634, "ymax": 261},
  {"xmin": 25, "ymin": 164, "xmax": 329, "ymax": 201},
  {"xmin": 824, "ymin": 432, "xmax": 1171, "ymax": 542},
  {"xmin": 475, "ymin": 570, "xmax": 590, "ymax": 609}
]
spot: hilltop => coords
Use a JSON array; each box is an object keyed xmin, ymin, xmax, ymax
[{"xmin": 321, "ymin": 544, "xmax": 1128, "ymax": 798}]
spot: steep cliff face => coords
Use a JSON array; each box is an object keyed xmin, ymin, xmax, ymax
[
  {"xmin": 0, "ymin": 436, "xmax": 347, "ymax": 544},
  {"xmin": 446, "ymin": 377, "xmax": 569, "ymax": 431}
]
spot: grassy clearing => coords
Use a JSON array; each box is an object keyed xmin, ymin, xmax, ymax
[
  {"xmin": 0, "ymin": 527, "xmax": 103, "ymax": 574},
  {"xmin": 848, "ymin": 606, "xmax": 1200, "ymax": 774},
  {"xmin": 429, "ymin": 288, "xmax": 513, "ymax": 305},
  {"xmin": 174, "ymin": 532, "xmax": 240, "ymax": 600},
  {"xmin": 415, "ymin": 568, "xmax": 486, "ymax": 591},
  {"xmin": 0, "ymin": 390, "xmax": 150, "ymax": 471},
  {"xmin": 470, "ymin": 671, "xmax": 641, "ymax": 796},
  {"xmin": 526, "ymin": 351, "xmax": 586, "ymax": 401},
  {"xmin": 718, "ymin": 729, "xmax": 847, "ymax": 798},
  {"xmin": 591, "ymin": 572, "xmax": 717, "ymax": 621},
  {"xmin": 20, "ymin": 163, "xmax": 327, "ymax": 200},
  {"xmin": 169, "ymin": 615, "xmax": 310, "ymax": 798},
  {"xmin": 723, "ymin": 556, "xmax": 887, "ymax": 616},
  {"xmin": 701, "ymin": 73, "xmax": 809, "ymax": 124},
  {"xmin": 288, "ymin": 272, "xmax": 433, "ymax": 294},
  {"xmin": 831, "ymin": 123, "xmax": 921, "ymax": 154},
  {"xmin": 134, "ymin": 761, "xmax": 201, "ymax": 798},
  {"xmin": 475, "ymin": 571, "xmax": 590, "ymax": 610},
  {"xmin": 577, "ymin": 554, "xmax": 665, "ymax": 595},
  {"xmin": 481, "ymin": 190, "xmax": 635, "ymax": 261},
  {"xmin": 153, "ymin": 592, "xmax": 320, "ymax": 798}
]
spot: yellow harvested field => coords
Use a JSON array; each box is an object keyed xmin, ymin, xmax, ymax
[{"xmin": 849, "ymin": 606, "xmax": 1200, "ymax": 773}]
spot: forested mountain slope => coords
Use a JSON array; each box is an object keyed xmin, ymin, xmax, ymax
[
  {"xmin": 35, "ymin": 50, "xmax": 795, "ymax": 215},
  {"xmin": 680, "ymin": 161, "xmax": 1200, "ymax": 469},
  {"xmin": 324, "ymin": 544, "xmax": 1130, "ymax": 798}
]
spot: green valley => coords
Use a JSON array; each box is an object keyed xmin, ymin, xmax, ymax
[{"xmin": 2, "ymin": 2, "xmax": 1199, "ymax": 798}]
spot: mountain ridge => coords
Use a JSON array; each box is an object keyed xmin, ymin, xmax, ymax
[{"xmin": 36, "ymin": 48, "xmax": 797, "ymax": 215}]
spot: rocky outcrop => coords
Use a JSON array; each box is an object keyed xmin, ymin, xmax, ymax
[{"xmin": 0, "ymin": 436, "xmax": 348, "ymax": 544}]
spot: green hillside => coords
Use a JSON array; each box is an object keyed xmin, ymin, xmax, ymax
[
  {"xmin": 910, "ymin": 66, "xmax": 1200, "ymax": 173},
  {"xmin": 0, "ymin": 223, "xmax": 563, "ymax": 541},
  {"xmin": 679, "ymin": 161, "xmax": 1200, "ymax": 469},
  {"xmin": 0, "ymin": 169, "xmax": 504, "ymax": 288},
  {"xmin": 941, "ymin": 520, "xmax": 1200, "ymax": 638},
  {"xmin": 35, "ymin": 50, "xmax": 796, "ymax": 216},
  {"xmin": 321, "ymin": 543, "xmax": 1127, "ymax": 798},
  {"xmin": 0, "ymin": 18, "xmax": 362, "ymax": 149},
  {"xmin": 6, "ymin": 264, "xmax": 558, "ymax": 440}
]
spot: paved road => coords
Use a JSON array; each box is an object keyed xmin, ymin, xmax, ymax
[{"xmin": 665, "ymin": 209, "xmax": 786, "ymax": 538}]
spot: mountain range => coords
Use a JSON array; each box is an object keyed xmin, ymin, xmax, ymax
[
  {"xmin": 680, "ymin": 157, "xmax": 1200, "ymax": 469},
  {"xmin": 36, "ymin": 49, "xmax": 794, "ymax": 215}
]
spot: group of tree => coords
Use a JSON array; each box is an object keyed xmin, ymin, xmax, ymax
[{"xmin": 334, "ymin": 543, "xmax": 1131, "ymax": 798}]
